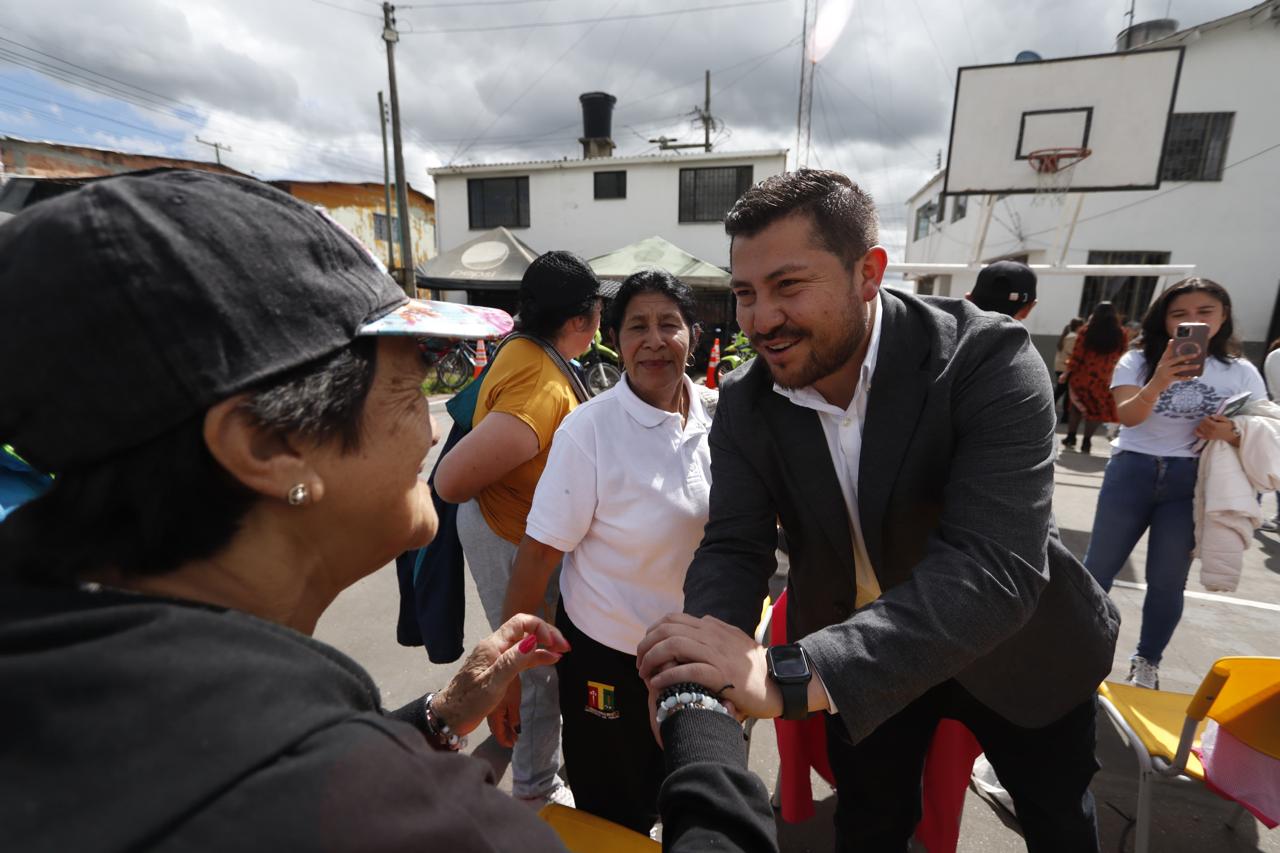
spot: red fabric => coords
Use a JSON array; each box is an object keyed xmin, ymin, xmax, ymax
[
  {"xmin": 770, "ymin": 590, "xmax": 836, "ymax": 823},
  {"xmin": 914, "ymin": 721, "xmax": 983, "ymax": 852},
  {"xmin": 768, "ymin": 588, "xmax": 982, "ymax": 846}
]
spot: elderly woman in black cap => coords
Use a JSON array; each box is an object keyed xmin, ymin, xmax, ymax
[
  {"xmin": 0, "ymin": 171, "xmax": 573, "ymax": 851},
  {"xmin": 0, "ymin": 171, "xmax": 779, "ymax": 853},
  {"xmin": 434, "ymin": 250, "xmax": 608, "ymax": 809}
]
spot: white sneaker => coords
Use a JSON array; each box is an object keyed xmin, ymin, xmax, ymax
[
  {"xmin": 1126, "ymin": 655, "xmax": 1160, "ymax": 690},
  {"xmin": 969, "ymin": 754, "xmax": 1017, "ymax": 819},
  {"xmin": 517, "ymin": 779, "xmax": 575, "ymax": 810},
  {"xmin": 1261, "ymin": 516, "xmax": 1279, "ymax": 532}
]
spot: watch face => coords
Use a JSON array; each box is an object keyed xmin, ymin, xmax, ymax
[{"xmin": 768, "ymin": 646, "xmax": 810, "ymax": 680}]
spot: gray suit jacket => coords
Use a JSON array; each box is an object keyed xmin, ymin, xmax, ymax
[{"xmin": 683, "ymin": 289, "xmax": 1120, "ymax": 744}]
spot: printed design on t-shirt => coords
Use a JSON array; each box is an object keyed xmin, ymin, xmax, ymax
[
  {"xmin": 586, "ymin": 680, "xmax": 620, "ymax": 720},
  {"xmin": 1153, "ymin": 379, "xmax": 1225, "ymax": 421}
]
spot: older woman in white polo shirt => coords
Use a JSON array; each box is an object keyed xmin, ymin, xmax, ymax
[{"xmin": 497, "ymin": 269, "xmax": 713, "ymax": 834}]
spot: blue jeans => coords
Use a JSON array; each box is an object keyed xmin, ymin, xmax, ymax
[
  {"xmin": 457, "ymin": 499, "xmax": 564, "ymax": 799},
  {"xmin": 1083, "ymin": 450, "xmax": 1198, "ymax": 665}
]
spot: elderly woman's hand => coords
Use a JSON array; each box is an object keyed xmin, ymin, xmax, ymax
[{"xmin": 432, "ymin": 614, "xmax": 570, "ymax": 741}]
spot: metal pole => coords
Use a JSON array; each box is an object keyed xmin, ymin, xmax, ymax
[
  {"xmin": 383, "ymin": 2, "xmax": 414, "ymax": 296},
  {"xmin": 704, "ymin": 70, "xmax": 711, "ymax": 152},
  {"xmin": 970, "ymin": 194, "xmax": 996, "ymax": 264},
  {"xmin": 377, "ymin": 91, "xmax": 396, "ymax": 272},
  {"xmin": 794, "ymin": 0, "xmax": 810, "ymax": 167},
  {"xmin": 1056, "ymin": 193, "xmax": 1087, "ymax": 267}
]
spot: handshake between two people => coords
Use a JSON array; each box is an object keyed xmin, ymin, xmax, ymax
[{"xmin": 483, "ymin": 610, "xmax": 830, "ymax": 749}]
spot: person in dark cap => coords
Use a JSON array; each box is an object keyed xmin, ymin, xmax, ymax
[
  {"xmin": 0, "ymin": 171, "xmax": 773, "ymax": 853},
  {"xmin": 967, "ymin": 259, "xmax": 1038, "ymax": 321},
  {"xmin": 434, "ymin": 249, "xmax": 610, "ymax": 810}
]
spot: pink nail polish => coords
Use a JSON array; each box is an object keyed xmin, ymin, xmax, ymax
[{"xmin": 518, "ymin": 635, "xmax": 537, "ymax": 654}]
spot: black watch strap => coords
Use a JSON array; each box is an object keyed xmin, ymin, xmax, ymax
[{"xmin": 778, "ymin": 678, "xmax": 809, "ymax": 721}]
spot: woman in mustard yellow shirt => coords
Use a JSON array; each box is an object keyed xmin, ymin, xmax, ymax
[{"xmin": 435, "ymin": 250, "xmax": 606, "ymax": 808}]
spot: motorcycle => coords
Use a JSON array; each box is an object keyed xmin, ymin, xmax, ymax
[
  {"xmin": 716, "ymin": 330, "xmax": 755, "ymax": 381},
  {"xmin": 578, "ymin": 331, "xmax": 622, "ymax": 396}
]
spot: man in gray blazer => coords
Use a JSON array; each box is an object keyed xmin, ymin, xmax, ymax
[{"xmin": 638, "ymin": 170, "xmax": 1120, "ymax": 851}]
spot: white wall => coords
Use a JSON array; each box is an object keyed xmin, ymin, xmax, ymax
[
  {"xmin": 905, "ymin": 14, "xmax": 1280, "ymax": 351},
  {"xmin": 433, "ymin": 152, "xmax": 787, "ymax": 268}
]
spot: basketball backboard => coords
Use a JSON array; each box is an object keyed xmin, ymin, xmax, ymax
[{"xmin": 942, "ymin": 47, "xmax": 1183, "ymax": 196}]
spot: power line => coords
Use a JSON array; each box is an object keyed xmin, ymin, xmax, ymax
[
  {"xmin": 908, "ymin": 0, "xmax": 955, "ymax": 90},
  {"xmin": 401, "ymin": 0, "xmax": 784, "ymax": 34},
  {"xmin": 1022, "ymin": 139, "xmax": 1280, "ymax": 238},
  {"xmin": 448, "ymin": 0, "xmax": 626, "ymax": 162},
  {"xmin": 401, "ymin": 0, "xmax": 563, "ymax": 6},
  {"xmin": 306, "ymin": 0, "xmax": 383, "ymax": 19}
]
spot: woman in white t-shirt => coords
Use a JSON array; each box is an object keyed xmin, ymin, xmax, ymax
[
  {"xmin": 495, "ymin": 270, "xmax": 712, "ymax": 833},
  {"xmin": 1084, "ymin": 278, "xmax": 1267, "ymax": 690}
]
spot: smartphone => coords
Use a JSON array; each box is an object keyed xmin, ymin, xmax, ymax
[{"xmin": 1174, "ymin": 322, "xmax": 1211, "ymax": 378}]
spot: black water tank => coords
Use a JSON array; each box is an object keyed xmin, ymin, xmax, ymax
[{"xmin": 579, "ymin": 92, "xmax": 617, "ymax": 140}]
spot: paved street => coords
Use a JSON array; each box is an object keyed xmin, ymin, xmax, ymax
[{"xmin": 316, "ymin": 401, "xmax": 1280, "ymax": 852}]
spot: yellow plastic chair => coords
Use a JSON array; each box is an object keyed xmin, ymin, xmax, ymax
[
  {"xmin": 538, "ymin": 804, "xmax": 658, "ymax": 852},
  {"xmin": 1097, "ymin": 656, "xmax": 1280, "ymax": 853}
]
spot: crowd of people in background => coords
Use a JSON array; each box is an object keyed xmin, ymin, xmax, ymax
[{"xmin": 2, "ymin": 167, "xmax": 1277, "ymax": 852}]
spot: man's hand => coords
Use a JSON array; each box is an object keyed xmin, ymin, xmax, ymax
[
  {"xmin": 636, "ymin": 613, "xmax": 782, "ymax": 720},
  {"xmin": 434, "ymin": 613, "xmax": 569, "ymax": 738}
]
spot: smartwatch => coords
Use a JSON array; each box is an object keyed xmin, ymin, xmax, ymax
[{"xmin": 766, "ymin": 643, "xmax": 812, "ymax": 721}]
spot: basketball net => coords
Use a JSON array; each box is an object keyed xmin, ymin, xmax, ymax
[{"xmin": 1029, "ymin": 147, "xmax": 1091, "ymax": 207}]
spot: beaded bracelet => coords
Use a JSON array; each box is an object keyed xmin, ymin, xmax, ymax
[
  {"xmin": 423, "ymin": 692, "xmax": 467, "ymax": 752},
  {"xmin": 655, "ymin": 681, "xmax": 732, "ymax": 724}
]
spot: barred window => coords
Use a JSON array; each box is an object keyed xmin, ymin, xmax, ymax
[
  {"xmin": 373, "ymin": 212, "xmax": 399, "ymax": 241},
  {"xmin": 678, "ymin": 166, "xmax": 753, "ymax": 222},
  {"xmin": 1161, "ymin": 113, "xmax": 1233, "ymax": 182},
  {"xmin": 468, "ymin": 176, "xmax": 530, "ymax": 229},
  {"xmin": 594, "ymin": 170, "xmax": 626, "ymax": 200},
  {"xmin": 1079, "ymin": 250, "xmax": 1171, "ymax": 319}
]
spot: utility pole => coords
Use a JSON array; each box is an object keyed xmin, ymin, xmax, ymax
[
  {"xmin": 382, "ymin": 2, "xmax": 414, "ymax": 296},
  {"xmin": 652, "ymin": 71, "xmax": 716, "ymax": 153},
  {"xmin": 195, "ymin": 136, "xmax": 232, "ymax": 166},
  {"xmin": 377, "ymin": 91, "xmax": 396, "ymax": 272},
  {"xmin": 702, "ymin": 70, "xmax": 712, "ymax": 152},
  {"xmin": 794, "ymin": 0, "xmax": 814, "ymax": 168}
]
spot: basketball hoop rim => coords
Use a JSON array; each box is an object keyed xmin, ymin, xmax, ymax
[{"xmin": 1027, "ymin": 147, "xmax": 1092, "ymax": 174}]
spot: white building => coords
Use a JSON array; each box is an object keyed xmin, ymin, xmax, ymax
[
  {"xmin": 903, "ymin": 1, "xmax": 1280, "ymax": 363},
  {"xmin": 429, "ymin": 95, "xmax": 786, "ymax": 270}
]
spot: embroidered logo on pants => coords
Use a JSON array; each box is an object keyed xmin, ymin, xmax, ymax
[{"xmin": 586, "ymin": 680, "xmax": 620, "ymax": 719}]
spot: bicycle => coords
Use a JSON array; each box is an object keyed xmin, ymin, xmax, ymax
[{"xmin": 418, "ymin": 338, "xmax": 476, "ymax": 392}]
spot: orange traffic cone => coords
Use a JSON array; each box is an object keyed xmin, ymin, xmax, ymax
[
  {"xmin": 706, "ymin": 337, "xmax": 720, "ymax": 389},
  {"xmin": 473, "ymin": 339, "xmax": 488, "ymax": 378}
]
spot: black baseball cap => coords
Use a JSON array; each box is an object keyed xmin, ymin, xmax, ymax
[
  {"xmin": 0, "ymin": 169, "xmax": 509, "ymax": 473},
  {"xmin": 971, "ymin": 260, "xmax": 1037, "ymax": 316}
]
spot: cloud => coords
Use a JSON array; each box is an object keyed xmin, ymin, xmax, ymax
[{"xmin": 0, "ymin": 0, "xmax": 1246, "ymax": 250}]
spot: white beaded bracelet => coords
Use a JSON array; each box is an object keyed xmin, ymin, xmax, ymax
[{"xmin": 655, "ymin": 687, "xmax": 732, "ymax": 724}]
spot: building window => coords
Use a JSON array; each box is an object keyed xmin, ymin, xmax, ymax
[
  {"xmin": 1161, "ymin": 113, "xmax": 1233, "ymax": 182},
  {"xmin": 678, "ymin": 166, "xmax": 753, "ymax": 222},
  {"xmin": 1079, "ymin": 250, "xmax": 1172, "ymax": 320},
  {"xmin": 915, "ymin": 276, "xmax": 936, "ymax": 296},
  {"xmin": 594, "ymin": 170, "xmax": 626, "ymax": 200},
  {"xmin": 373, "ymin": 212, "xmax": 399, "ymax": 241},
  {"xmin": 951, "ymin": 194, "xmax": 968, "ymax": 222},
  {"xmin": 913, "ymin": 203, "xmax": 935, "ymax": 241},
  {"xmin": 468, "ymin": 176, "xmax": 530, "ymax": 229},
  {"xmin": 934, "ymin": 195, "xmax": 946, "ymax": 223}
]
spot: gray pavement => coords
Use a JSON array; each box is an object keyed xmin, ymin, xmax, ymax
[{"xmin": 315, "ymin": 403, "xmax": 1279, "ymax": 852}]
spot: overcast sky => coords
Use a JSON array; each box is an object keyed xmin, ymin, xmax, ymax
[{"xmin": 0, "ymin": 0, "xmax": 1246, "ymax": 255}]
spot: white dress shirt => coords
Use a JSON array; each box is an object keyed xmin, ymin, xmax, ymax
[{"xmin": 772, "ymin": 294, "xmax": 885, "ymax": 611}]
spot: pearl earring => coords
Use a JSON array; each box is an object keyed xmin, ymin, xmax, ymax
[{"xmin": 287, "ymin": 483, "xmax": 309, "ymax": 506}]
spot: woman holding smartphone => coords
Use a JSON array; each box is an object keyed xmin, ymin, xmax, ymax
[{"xmin": 1083, "ymin": 278, "xmax": 1267, "ymax": 689}]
